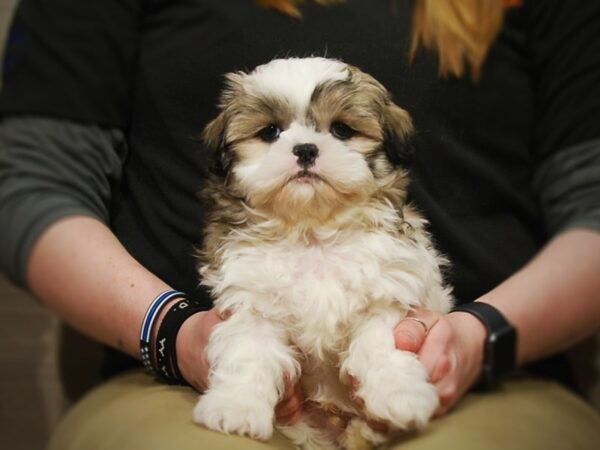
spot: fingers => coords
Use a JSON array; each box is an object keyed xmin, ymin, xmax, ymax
[
  {"xmin": 275, "ymin": 380, "xmax": 304, "ymax": 425},
  {"xmin": 393, "ymin": 321, "xmax": 425, "ymax": 352},
  {"xmin": 393, "ymin": 309, "xmax": 466, "ymax": 417},
  {"xmin": 423, "ymin": 342, "xmax": 458, "ymax": 416},
  {"xmin": 393, "ymin": 308, "xmax": 439, "ymax": 353},
  {"xmin": 428, "ymin": 351, "xmax": 454, "ymax": 384},
  {"xmin": 214, "ymin": 308, "xmax": 232, "ymax": 321},
  {"xmin": 417, "ymin": 320, "xmax": 453, "ymax": 383},
  {"xmin": 409, "ymin": 314, "xmax": 468, "ymax": 417},
  {"xmin": 432, "ymin": 361, "xmax": 465, "ymax": 418}
]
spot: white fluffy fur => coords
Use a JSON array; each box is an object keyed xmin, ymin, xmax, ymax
[
  {"xmin": 193, "ymin": 58, "xmax": 453, "ymax": 450},
  {"xmin": 244, "ymin": 57, "xmax": 349, "ymax": 114}
]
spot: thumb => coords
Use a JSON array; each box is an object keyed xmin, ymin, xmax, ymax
[{"xmin": 394, "ymin": 314, "xmax": 430, "ymax": 353}]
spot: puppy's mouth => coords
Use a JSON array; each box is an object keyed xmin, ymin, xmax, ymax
[{"xmin": 290, "ymin": 170, "xmax": 324, "ymax": 184}]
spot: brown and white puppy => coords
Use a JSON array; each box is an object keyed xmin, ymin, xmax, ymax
[{"xmin": 194, "ymin": 57, "xmax": 452, "ymax": 450}]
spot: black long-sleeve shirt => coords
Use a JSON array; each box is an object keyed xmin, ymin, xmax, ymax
[{"xmin": 0, "ymin": 0, "xmax": 599, "ymax": 377}]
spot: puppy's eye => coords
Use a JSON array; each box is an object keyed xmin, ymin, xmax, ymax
[
  {"xmin": 330, "ymin": 122, "xmax": 356, "ymax": 141},
  {"xmin": 258, "ymin": 124, "xmax": 282, "ymax": 143}
]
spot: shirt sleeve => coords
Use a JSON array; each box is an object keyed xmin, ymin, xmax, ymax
[
  {"xmin": 0, "ymin": 0, "xmax": 141, "ymax": 127},
  {"xmin": 0, "ymin": 116, "xmax": 128, "ymax": 287},
  {"xmin": 0, "ymin": 0, "xmax": 141, "ymax": 286},
  {"xmin": 529, "ymin": 0, "xmax": 600, "ymax": 236},
  {"xmin": 533, "ymin": 138, "xmax": 600, "ymax": 235}
]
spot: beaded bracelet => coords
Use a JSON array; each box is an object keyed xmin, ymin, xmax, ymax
[
  {"xmin": 155, "ymin": 298, "xmax": 208, "ymax": 385},
  {"xmin": 139, "ymin": 290, "xmax": 187, "ymax": 376}
]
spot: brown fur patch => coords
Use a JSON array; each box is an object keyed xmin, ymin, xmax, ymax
[
  {"xmin": 205, "ymin": 73, "xmax": 296, "ymax": 148},
  {"xmin": 309, "ymin": 69, "xmax": 389, "ymax": 141}
]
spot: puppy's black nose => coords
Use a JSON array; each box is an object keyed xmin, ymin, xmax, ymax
[{"xmin": 293, "ymin": 143, "xmax": 319, "ymax": 168}]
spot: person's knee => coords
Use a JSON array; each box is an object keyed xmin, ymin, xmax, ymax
[
  {"xmin": 387, "ymin": 377, "xmax": 600, "ymax": 450},
  {"xmin": 48, "ymin": 370, "xmax": 294, "ymax": 450}
]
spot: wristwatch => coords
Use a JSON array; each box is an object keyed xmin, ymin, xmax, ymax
[{"xmin": 451, "ymin": 302, "xmax": 518, "ymax": 388}]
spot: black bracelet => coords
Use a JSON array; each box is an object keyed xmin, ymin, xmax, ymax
[
  {"xmin": 139, "ymin": 290, "xmax": 188, "ymax": 377},
  {"xmin": 154, "ymin": 298, "xmax": 209, "ymax": 385}
]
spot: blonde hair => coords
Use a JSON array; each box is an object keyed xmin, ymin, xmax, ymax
[{"xmin": 258, "ymin": 0, "xmax": 507, "ymax": 80}]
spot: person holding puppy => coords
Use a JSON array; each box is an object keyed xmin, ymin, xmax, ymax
[{"xmin": 1, "ymin": 0, "xmax": 599, "ymax": 449}]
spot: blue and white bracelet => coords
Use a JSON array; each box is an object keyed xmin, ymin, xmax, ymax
[{"xmin": 139, "ymin": 289, "xmax": 188, "ymax": 375}]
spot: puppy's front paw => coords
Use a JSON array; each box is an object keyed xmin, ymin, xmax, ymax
[
  {"xmin": 361, "ymin": 376, "xmax": 438, "ymax": 430},
  {"xmin": 355, "ymin": 354, "xmax": 438, "ymax": 430},
  {"xmin": 193, "ymin": 390, "xmax": 274, "ymax": 440}
]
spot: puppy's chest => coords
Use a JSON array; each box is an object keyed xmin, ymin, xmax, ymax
[
  {"xmin": 284, "ymin": 245, "xmax": 362, "ymax": 302},
  {"xmin": 236, "ymin": 241, "xmax": 371, "ymax": 305},
  {"xmin": 216, "ymin": 232, "xmax": 415, "ymax": 335}
]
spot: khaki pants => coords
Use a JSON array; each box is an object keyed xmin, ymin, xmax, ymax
[{"xmin": 48, "ymin": 371, "xmax": 600, "ymax": 450}]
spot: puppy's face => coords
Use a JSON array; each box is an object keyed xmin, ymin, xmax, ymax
[{"xmin": 204, "ymin": 57, "xmax": 413, "ymax": 224}]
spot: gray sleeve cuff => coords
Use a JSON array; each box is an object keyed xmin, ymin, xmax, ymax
[
  {"xmin": 0, "ymin": 116, "xmax": 127, "ymax": 287},
  {"xmin": 534, "ymin": 138, "xmax": 600, "ymax": 236}
]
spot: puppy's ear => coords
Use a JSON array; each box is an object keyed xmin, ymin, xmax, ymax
[
  {"xmin": 203, "ymin": 111, "xmax": 227, "ymax": 149},
  {"xmin": 203, "ymin": 112, "xmax": 232, "ymax": 177},
  {"xmin": 203, "ymin": 72, "xmax": 245, "ymax": 177},
  {"xmin": 383, "ymin": 103, "xmax": 415, "ymax": 168}
]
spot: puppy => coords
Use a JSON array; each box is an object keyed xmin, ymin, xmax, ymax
[{"xmin": 193, "ymin": 57, "xmax": 452, "ymax": 450}]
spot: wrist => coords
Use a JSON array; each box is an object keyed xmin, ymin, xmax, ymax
[
  {"xmin": 451, "ymin": 302, "xmax": 518, "ymax": 388},
  {"xmin": 176, "ymin": 311, "xmax": 206, "ymax": 389},
  {"xmin": 139, "ymin": 290, "xmax": 188, "ymax": 376},
  {"xmin": 176, "ymin": 308, "xmax": 223, "ymax": 391},
  {"xmin": 447, "ymin": 311, "xmax": 487, "ymax": 388},
  {"xmin": 139, "ymin": 289, "xmax": 208, "ymax": 386}
]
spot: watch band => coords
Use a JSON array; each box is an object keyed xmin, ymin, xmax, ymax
[{"xmin": 451, "ymin": 302, "xmax": 518, "ymax": 388}]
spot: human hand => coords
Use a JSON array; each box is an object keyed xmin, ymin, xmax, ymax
[
  {"xmin": 177, "ymin": 310, "xmax": 308, "ymax": 426},
  {"xmin": 275, "ymin": 380, "xmax": 353, "ymax": 437},
  {"xmin": 393, "ymin": 307, "xmax": 487, "ymax": 416},
  {"xmin": 175, "ymin": 308, "xmax": 224, "ymax": 391},
  {"xmin": 273, "ymin": 304, "xmax": 488, "ymax": 431},
  {"xmin": 275, "ymin": 377, "xmax": 305, "ymax": 425},
  {"xmin": 185, "ymin": 307, "xmax": 482, "ymax": 428}
]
